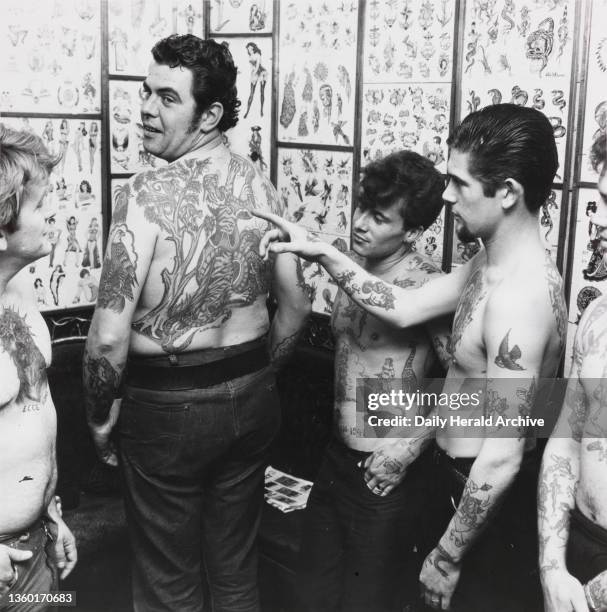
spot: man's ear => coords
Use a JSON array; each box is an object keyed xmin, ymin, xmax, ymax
[
  {"xmin": 404, "ymin": 226, "xmax": 423, "ymax": 244},
  {"xmin": 196, "ymin": 102, "xmax": 225, "ymax": 133},
  {"xmin": 500, "ymin": 178, "xmax": 524, "ymax": 211}
]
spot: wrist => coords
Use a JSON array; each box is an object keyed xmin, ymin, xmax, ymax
[{"xmin": 436, "ymin": 541, "xmax": 462, "ymax": 566}]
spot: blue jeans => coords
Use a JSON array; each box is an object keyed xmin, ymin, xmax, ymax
[
  {"xmin": 118, "ymin": 365, "xmax": 280, "ymax": 612},
  {"xmin": 298, "ymin": 438, "xmax": 428, "ymax": 612}
]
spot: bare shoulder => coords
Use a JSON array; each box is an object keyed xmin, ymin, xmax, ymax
[
  {"xmin": 391, "ymin": 252, "xmax": 443, "ymax": 289},
  {"xmin": 576, "ymin": 293, "xmax": 607, "ymax": 355}
]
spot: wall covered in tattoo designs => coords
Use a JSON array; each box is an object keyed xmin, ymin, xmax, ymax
[
  {"xmin": 278, "ymin": 147, "xmax": 353, "ymax": 314},
  {"xmin": 3, "ymin": 117, "xmax": 103, "ymax": 310},
  {"xmin": 0, "ymin": 0, "xmax": 101, "ymax": 114}
]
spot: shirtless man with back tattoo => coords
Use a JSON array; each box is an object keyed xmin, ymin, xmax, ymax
[{"xmin": 0, "ymin": 124, "xmax": 77, "ymax": 610}]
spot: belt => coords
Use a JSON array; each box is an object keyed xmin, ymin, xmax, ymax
[
  {"xmin": 432, "ymin": 444, "xmax": 476, "ymax": 478},
  {"xmin": 126, "ymin": 344, "xmax": 270, "ymax": 390}
]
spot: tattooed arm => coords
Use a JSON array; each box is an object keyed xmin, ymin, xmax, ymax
[
  {"xmin": 538, "ymin": 320, "xmax": 587, "ymax": 611},
  {"xmin": 254, "ymin": 210, "xmax": 473, "ymax": 327},
  {"xmin": 83, "ymin": 182, "xmax": 157, "ymax": 465},
  {"xmin": 269, "ymin": 254, "xmax": 311, "ymax": 370},
  {"xmin": 420, "ymin": 292, "xmax": 550, "ymax": 609}
]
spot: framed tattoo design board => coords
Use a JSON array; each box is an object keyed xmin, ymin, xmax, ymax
[
  {"xmin": 277, "ymin": 0, "xmax": 359, "ymax": 146},
  {"xmin": 214, "ymin": 36, "xmax": 273, "ymax": 176},
  {"xmin": 0, "ymin": 0, "xmax": 101, "ymax": 114},
  {"xmin": 209, "ymin": 0, "xmax": 273, "ymax": 35},
  {"xmin": 2, "ymin": 117, "xmax": 104, "ymax": 311}
]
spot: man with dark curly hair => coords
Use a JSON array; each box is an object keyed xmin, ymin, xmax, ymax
[
  {"xmin": 83, "ymin": 35, "xmax": 309, "ymax": 612},
  {"xmin": 297, "ymin": 151, "xmax": 452, "ymax": 612}
]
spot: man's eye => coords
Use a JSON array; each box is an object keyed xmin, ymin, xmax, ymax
[{"xmin": 161, "ymin": 96, "xmax": 174, "ymax": 105}]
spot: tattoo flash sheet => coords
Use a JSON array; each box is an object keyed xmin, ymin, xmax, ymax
[
  {"xmin": 215, "ymin": 37, "xmax": 272, "ymax": 176},
  {"xmin": 109, "ymin": 80, "xmax": 168, "ymax": 174},
  {"xmin": 459, "ymin": 0, "xmax": 577, "ymax": 179},
  {"xmin": 278, "ymin": 0, "xmax": 359, "ymax": 146},
  {"xmin": 361, "ymin": 83, "xmax": 451, "ymax": 173},
  {"xmin": 174, "ymin": 0, "xmax": 205, "ymax": 36},
  {"xmin": 580, "ymin": 0, "xmax": 607, "ymax": 183},
  {"xmin": 278, "ymin": 148, "xmax": 353, "ymax": 238},
  {"xmin": 210, "ymin": 0, "xmax": 273, "ymax": 34},
  {"xmin": 565, "ymin": 188, "xmax": 607, "ymax": 367},
  {"xmin": 3, "ymin": 117, "xmax": 103, "ymax": 312},
  {"xmin": 0, "ymin": 0, "xmax": 101, "ymax": 114},
  {"xmin": 540, "ymin": 188, "xmax": 564, "ymax": 262},
  {"xmin": 363, "ymin": 0, "xmax": 456, "ymax": 83},
  {"xmin": 414, "ymin": 210, "xmax": 445, "ymax": 268},
  {"xmin": 107, "ymin": 0, "xmax": 187, "ymax": 76}
]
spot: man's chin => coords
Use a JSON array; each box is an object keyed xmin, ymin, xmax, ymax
[{"xmin": 456, "ymin": 226, "xmax": 476, "ymax": 243}]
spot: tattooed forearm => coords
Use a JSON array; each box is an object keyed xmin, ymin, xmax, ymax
[
  {"xmin": 83, "ymin": 352, "xmax": 122, "ymax": 425},
  {"xmin": 448, "ymin": 478, "xmax": 494, "ymax": 551},
  {"xmin": 586, "ymin": 572, "xmax": 607, "ymax": 612},
  {"xmin": 270, "ymin": 329, "xmax": 301, "ymax": 369},
  {"xmin": 538, "ymin": 452, "xmax": 578, "ymax": 573},
  {"xmin": 333, "ymin": 270, "xmax": 396, "ymax": 311}
]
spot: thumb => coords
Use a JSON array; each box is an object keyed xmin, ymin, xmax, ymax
[{"xmin": 7, "ymin": 548, "xmax": 33, "ymax": 563}]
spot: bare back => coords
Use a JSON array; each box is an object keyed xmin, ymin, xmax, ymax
[
  {"xmin": 0, "ymin": 274, "xmax": 56, "ymax": 533},
  {"xmin": 100, "ymin": 143, "xmax": 281, "ymax": 355}
]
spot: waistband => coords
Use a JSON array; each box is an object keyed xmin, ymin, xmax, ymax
[
  {"xmin": 432, "ymin": 443, "xmax": 476, "ymax": 476},
  {"xmin": 329, "ymin": 436, "xmax": 372, "ymax": 462},
  {"xmin": 127, "ymin": 336, "xmax": 270, "ymax": 390},
  {"xmin": 0, "ymin": 519, "xmax": 47, "ymax": 546},
  {"xmin": 571, "ymin": 505, "xmax": 607, "ymax": 548}
]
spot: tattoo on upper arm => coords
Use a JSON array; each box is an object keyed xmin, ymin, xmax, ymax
[
  {"xmin": 451, "ymin": 269, "xmax": 487, "ymax": 357},
  {"xmin": 334, "ymin": 269, "xmax": 396, "ymax": 311},
  {"xmin": 84, "ymin": 353, "xmax": 121, "ymax": 424},
  {"xmin": 131, "ymin": 155, "xmax": 271, "ymax": 352},
  {"xmin": 544, "ymin": 252, "xmax": 567, "ymax": 352},
  {"xmin": 450, "ymin": 478, "xmax": 493, "ymax": 549},
  {"xmin": 97, "ymin": 182, "xmax": 139, "ymax": 313},
  {"xmin": 587, "ymin": 574, "xmax": 607, "ymax": 609},
  {"xmin": 494, "ymin": 329, "xmax": 525, "ymax": 370},
  {"xmin": 295, "ymin": 258, "xmax": 314, "ymax": 301},
  {"xmin": 0, "ymin": 307, "xmax": 48, "ymax": 403}
]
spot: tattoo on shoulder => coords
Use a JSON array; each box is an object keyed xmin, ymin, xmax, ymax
[
  {"xmin": 451, "ymin": 269, "xmax": 487, "ymax": 357},
  {"xmin": 334, "ymin": 270, "xmax": 396, "ymax": 311},
  {"xmin": 543, "ymin": 252, "xmax": 567, "ymax": 352},
  {"xmin": 0, "ymin": 307, "xmax": 48, "ymax": 403}
]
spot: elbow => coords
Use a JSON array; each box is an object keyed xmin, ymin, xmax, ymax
[{"xmin": 86, "ymin": 325, "xmax": 125, "ymax": 356}]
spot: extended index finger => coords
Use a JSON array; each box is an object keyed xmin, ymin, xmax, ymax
[{"xmin": 251, "ymin": 209, "xmax": 289, "ymax": 230}]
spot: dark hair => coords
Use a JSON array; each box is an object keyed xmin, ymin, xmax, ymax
[
  {"xmin": 358, "ymin": 150, "xmax": 445, "ymax": 230},
  {"xmin": 590, "ymin": 132, "xmax": 607, "ymax": 172},
  {"xmin": 447, "ymin": 104, "xmax": 558, "ymax": 212},
  {"xmin": 152, "ymin": 34, "xmax": 240, "ymax": 132}
]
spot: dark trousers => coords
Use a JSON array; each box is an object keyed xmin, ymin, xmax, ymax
[
  {"xmin": 298, "ymin": 438, "xmax": 428, "ymax": 612},
  {"xmin": 417, "ymin": 446, "xmax": 543, "ymax": 612},
  {"xmin": 0, "ymin": 521, "xmax": 57, "ymax": 612},
  {"xmin": 118, "ymin": 365, "xmax": 280, "ymax": 612},
  {"xmin": 567, "ymin": 505, "xmax": 607, "ymax": 584}
]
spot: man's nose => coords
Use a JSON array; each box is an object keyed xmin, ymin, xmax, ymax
[
  {"xmin": 353, "ymin": 211, "xmax": 368, "ymax": 231},
  {"xmin": 442, "ymin": 180, "xmax": 456, "ymax": 205},
  {"xmin": 141, "ymin": 96, "xmax": 158, "ymax": 117}
]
